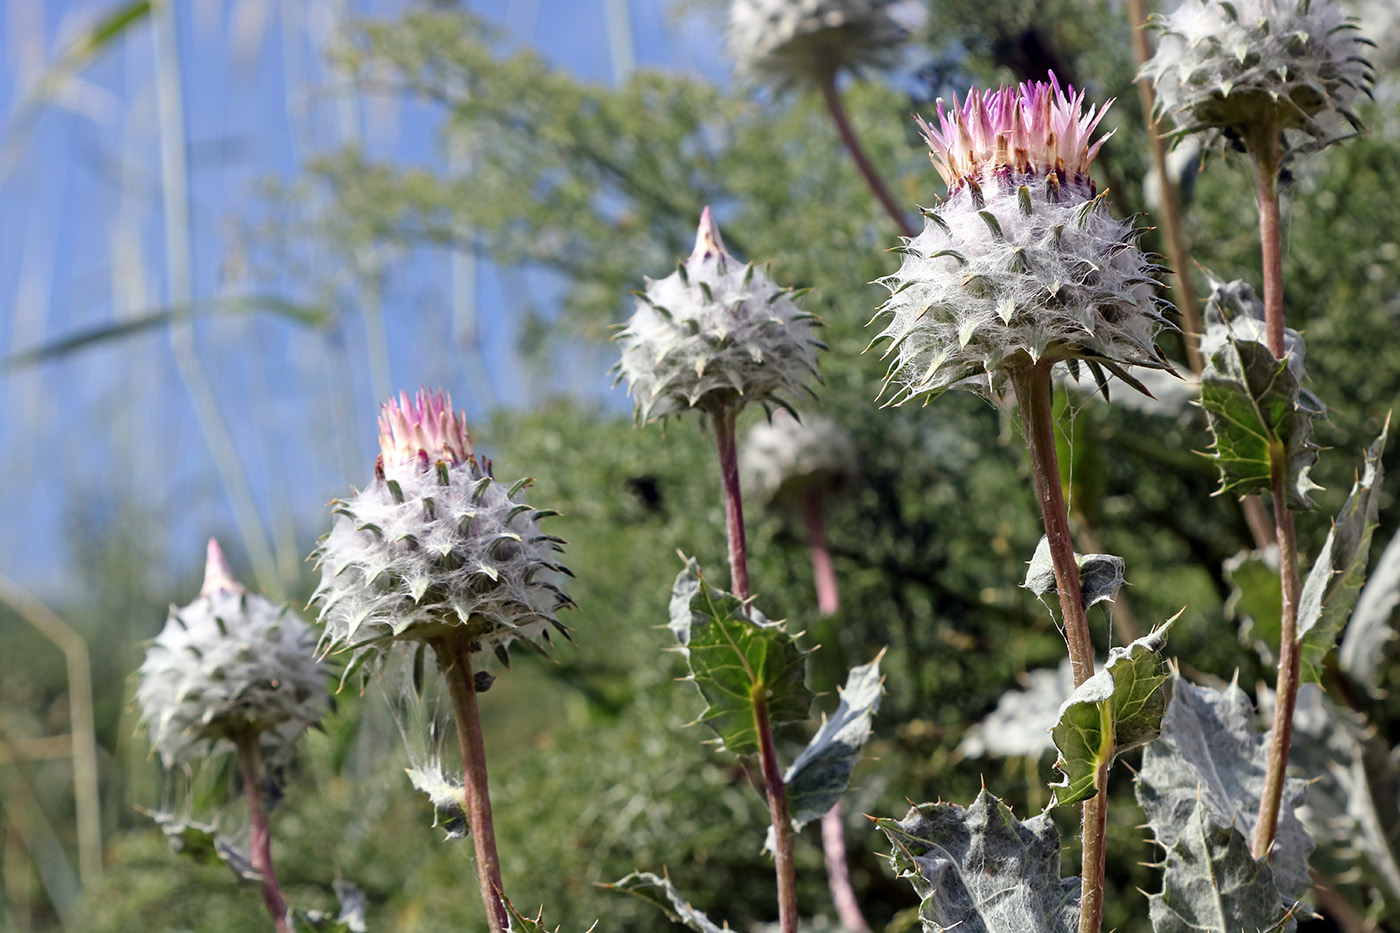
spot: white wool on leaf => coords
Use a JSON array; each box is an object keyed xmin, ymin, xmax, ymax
[
  {"xmin": 728, "ymin": 0, "xmax": 913, "ymax": 87},
  {"xmin": 741, "ymin": 411, "xmax": 858, "ymax": 509},
  {"xmin": 872, "ymin": 175, "xmax": 1173, "ymax": 404},
  {"xmin": 614, "ymin": 210, "xmax": 823, "ymax": 422},
  {"xmin": 136, "ymin": 550, "xmax": 326, "ymax": 770},
  {"xmin": 1142, "ymin": 0, "xmax": 1375, "ymax": 150},
  {"xmin": 312, "ymin": 457, "xmax": 572, "ymax": 667}
]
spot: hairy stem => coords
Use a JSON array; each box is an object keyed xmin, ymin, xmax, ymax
[
  {"xmin": 1248, "ymin": 127, "xmax": 1306, "ymax": 862},
  {"xmin": 803, "ymin": 490, "xmax": 841, "ymax": 616},
  {"xmin": 713, "ymin": 404, "xmax": 752, "ymax": 601},
  {"xmin": 755, "ymin": 691, "xmax": 799, "ymax": 933},
  {"xmin": 234, "ymin": 734, "xmax": 289, "ymax": 933},
  {"xmin": 1010, "ymin": 362, "xmax": 1106, "ymax": 933},
  {"xmin": 816, "ymin": 70, "xmax": 917, "ymax": 239},
  {"xmin": 437, "ymin": 637, "xmax": 510, "ymax": 933}
]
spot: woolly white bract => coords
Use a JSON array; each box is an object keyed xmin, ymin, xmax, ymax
[
  {"xmin": 135, "ymin": 540, "xmax": 326, "ymax": 769},
  {"xmin": 1142, "ymin": 0, "xmax": 1374, "ymax": 149},
  {"xmin": 614, "ymin": 209, "xmax": 824, "ymax": 422},
  {"xmin": 741, "ymin": 410, "xmax": 858, "ymax": 510},
  {"xmin": 869, "ymin": 78, "xmax": 1173, "ymax": 403},
  {"xmin": 312, "ymin": 390, "xmax": 571, "ymax": 670},
  {"xmin": 728, "ymin": 0, "xmax": 913, "ymax": 86}
]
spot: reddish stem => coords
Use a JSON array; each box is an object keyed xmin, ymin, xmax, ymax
[
  {"xmin": 713, "ymin": 405, "xmax": 752, "ymax": 601},
  {"xmin": 1247, "ymin": 127, "xmax": 1306, "ymax": 863},
  {"xmin": 755, "ymin": 692, "xmax": 799, "ymax": 933},
  {"xmin": 1009, "ymin": 362, "xmax": 1107, "ymax": 933},
  {"xmin": 234, "ymin": 734, "xmax": 290, "ymax": 933},
  {"xmin": 822, "ymin": 802, "xmax": 870, "ymax": 932},
  {"xmin": 802, "ymin": 490, "xmax": 840, "ymax": 616},
  {"xmin": 817, "ymin": 70, "xmax": 917, "ymax": 240},
  {"xmin": 438, "ymin": 637, "xmax": 510, "ymax": 933}
]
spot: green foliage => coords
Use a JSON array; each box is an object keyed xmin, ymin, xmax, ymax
[{"xmin": 1048, "ymin": 622, "xmax": 1173, "ymax": 807}]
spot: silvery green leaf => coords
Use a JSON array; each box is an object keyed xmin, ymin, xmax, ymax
[
  {"xmin": 1198, "ymin": 277, "xmax": 1322, "ymax": 510},
  {"xmin": 960, "ymin": 658, "xmax": 1073, "ymax": 759},
  {"xmin": 1338, "ymin": 526, "xmax": 1400, "ymax": 691},
  {"xmin": 1022, "ymin": 536, "xmax": 1126, "ymax": 608},
  {"xmin": 783, "ymin": 651, "xmax": 884, "ymax": 829},
  {"xmin": 1297, "ymin": 426, "xmax": 1388, "ymax": 683},
  {"xmin": 667, "ymin": 557, "xmax": 811, "ymax": 755},
  {"xmin": 876, "ymin": 789, "xmax": 1080, "ymax": 933},
  {"xmin": 1282, "ymin": 685, "xmax": 1400, "ymax": 901},
  {"xmin": 606, "ymin": 872, "xmax": 731, "ymax": 933},
  {"xmin": 1149, "ymin": 801, "xmax": 1297, "ymax": 933},
  {"xmin": 1136, "ymin": 678, "xmax": 1313, "ymax": 901},
  {"xmin": 1048, "ymin": 622, "xmax": 1173, "ymax": 807}
]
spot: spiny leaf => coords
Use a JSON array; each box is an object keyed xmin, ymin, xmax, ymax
[
  {"xmin": 1148, "ymin": 801, "xmax": 1297, "ymax": 933},
  {"xmin": 1022, "ymin": 535, "xmax": 1125, "ymax": 609},
  {"xmin": 147, "ymin": 811, "xmax": 261, "ymax": 883},
  {"xmin": 1136, "ymin": 678, "xmax": 1313, "ymax": 901},
  {"xmin": 876, "ymin": 789, "xmax": 1080, "ymax": 933},
  {"xmin": 290, "ymin": 880, "xmax": 368, "ymax": 932},
  {"xmin": 1197, "ymin": 278, "xmax": 1322, "ymax": 510},
  {"xmin": 667, "ymin": 558, "xmax": 812, "ymax": 755},
  {"xmin": 764, "ymin": 652, "xmax": 884, "ymax": 851},
  {"xmin": 1048, "ymin": 621, "xmax": 1174, "ymax": 807},
  {"xmin": 605, "ymin": 872, "xmax": 730, "ymax": 933},
  {"xmin": 1297, "ymin": 425, "xmax": 1388, "ymax": 682}
]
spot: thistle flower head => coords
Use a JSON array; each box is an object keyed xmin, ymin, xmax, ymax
[
  {"xmin": 613, "ymin": 209, "xmax": 824, "ymax": 422},
  {"xmin": 869, "ymin": 77, "xmax": 1174, "ymax": 404},
  {"xmin": 741, "ymin": 410, "xmax": 859, "ymax": 511},
  {"xmin": 728, "ymin": 0, "xmax": 914, "ymax": 88},
  {"xmin": 1141, "ymin": 0, "xmax": 1374, "ymax": 152},
  {"xmin": 378, "ymin": 389, "xmax": 474, "ymax": 470},
  {"xmin": 136, "ymin": 540, "xmax": 327, "ymax": 769},
  {"xmin": 312, "ymin": 389, "xmax": 572, "ymax": 671},
  {"xmin": 917, "ymin": 75, "xmax": 1113, "ymax": 196}
]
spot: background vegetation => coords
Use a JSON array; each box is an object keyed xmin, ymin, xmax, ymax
[{"xmin": 2, "ymin": 1, "xmax": 1399, "ymax": 931}]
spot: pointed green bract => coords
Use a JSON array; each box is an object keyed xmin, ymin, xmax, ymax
[
  {"xmin": 779, "ymin": 652, "xmax": 884, "ymax": 835},
  {"xmin": 1198, "ymin": 278, "xmax": 1322, "ymax": 510},
  {"xmin": 1048, "ymin": 621, "xmax": 1173, "ymax": 807},
  {"xmin": 1297, "ymin": 426, "xmax": 1388, "ymax": 682},
  {"xmin": 876, "ymin": 789, "xmax": 1080, "ymax": 933},
  {"xmin": 668, "ymin": 558, "xmax": 812, "ymax": 755},
  {"xmin": 1148, "ymin": 801, "xmax": 1297, "ymax": 933},
  {"xmin": 1136, "ymin": 677, "xmax": 1314, "ymax": 901},
  {"xmin": 606, "ymin": 872, "xmax": 730, "ymax": 933}
]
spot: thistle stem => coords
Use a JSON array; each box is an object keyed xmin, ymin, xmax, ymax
[
  {"xmin": 1010, "ymin": 362, "xmax": 1107, "ymax": 933},
  {"xmin": 802, "ymin": 490, "xmax": 841, "ymax": 616},
  {"xmin": 234, "ymin": 734, "xmax": 290, "ymax": 933},
  {"xmin": 822, "ymin": 803, "xmax": 870, "ymax": 932},
  {"xmin": 816, "ymin": 70, "xmax": 917, "ymax": 240},
  {"xmin": 1124, "ymin": 0, "xmax": 1204, "ymax": 375},
  {"xmin": 1248, "ymin": 129, "xmax": 1305, "ymax": 861},
  {"xmin": 437, "ymin": 636, "xmax": 510, "ymax": 933},
  {"xmin": 755, "ymin": 691, "xmax": 800, "ymax": 933},
  {"xmin": 713, "ymin": 404, "xmax": 752, "ymax": 601}
]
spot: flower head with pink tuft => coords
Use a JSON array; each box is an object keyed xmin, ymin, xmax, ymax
[
  {"xmin": 917, "ymin": 75, "xmax": 1113, "ymax": 196},
  {"xmin": 377, "ymin": 389, "xmax": 475, "ymax": 471}
]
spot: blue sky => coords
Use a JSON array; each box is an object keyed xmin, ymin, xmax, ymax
[{"xmin": 0, "ymin": 0, "xmax": 729, "ymax": 597}]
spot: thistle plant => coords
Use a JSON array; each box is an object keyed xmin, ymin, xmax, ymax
[
  {"xmin": 867, "ymin": 76, "xmax": 1178, "ymax": 933},
  {"xmin": 312, "ymin": 388, "xmax": 572, "ymax": 933},
  {"xmin": 728, "ymin": 0, "xmax": 918, "ymax": 236},
  {"xmin": 1145, "ymin": 0, "xmax": 1380, "ymax": 872},
  {"xmin": 136, "ymin": 539, "xmax": 327, "ymax": 933}
]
